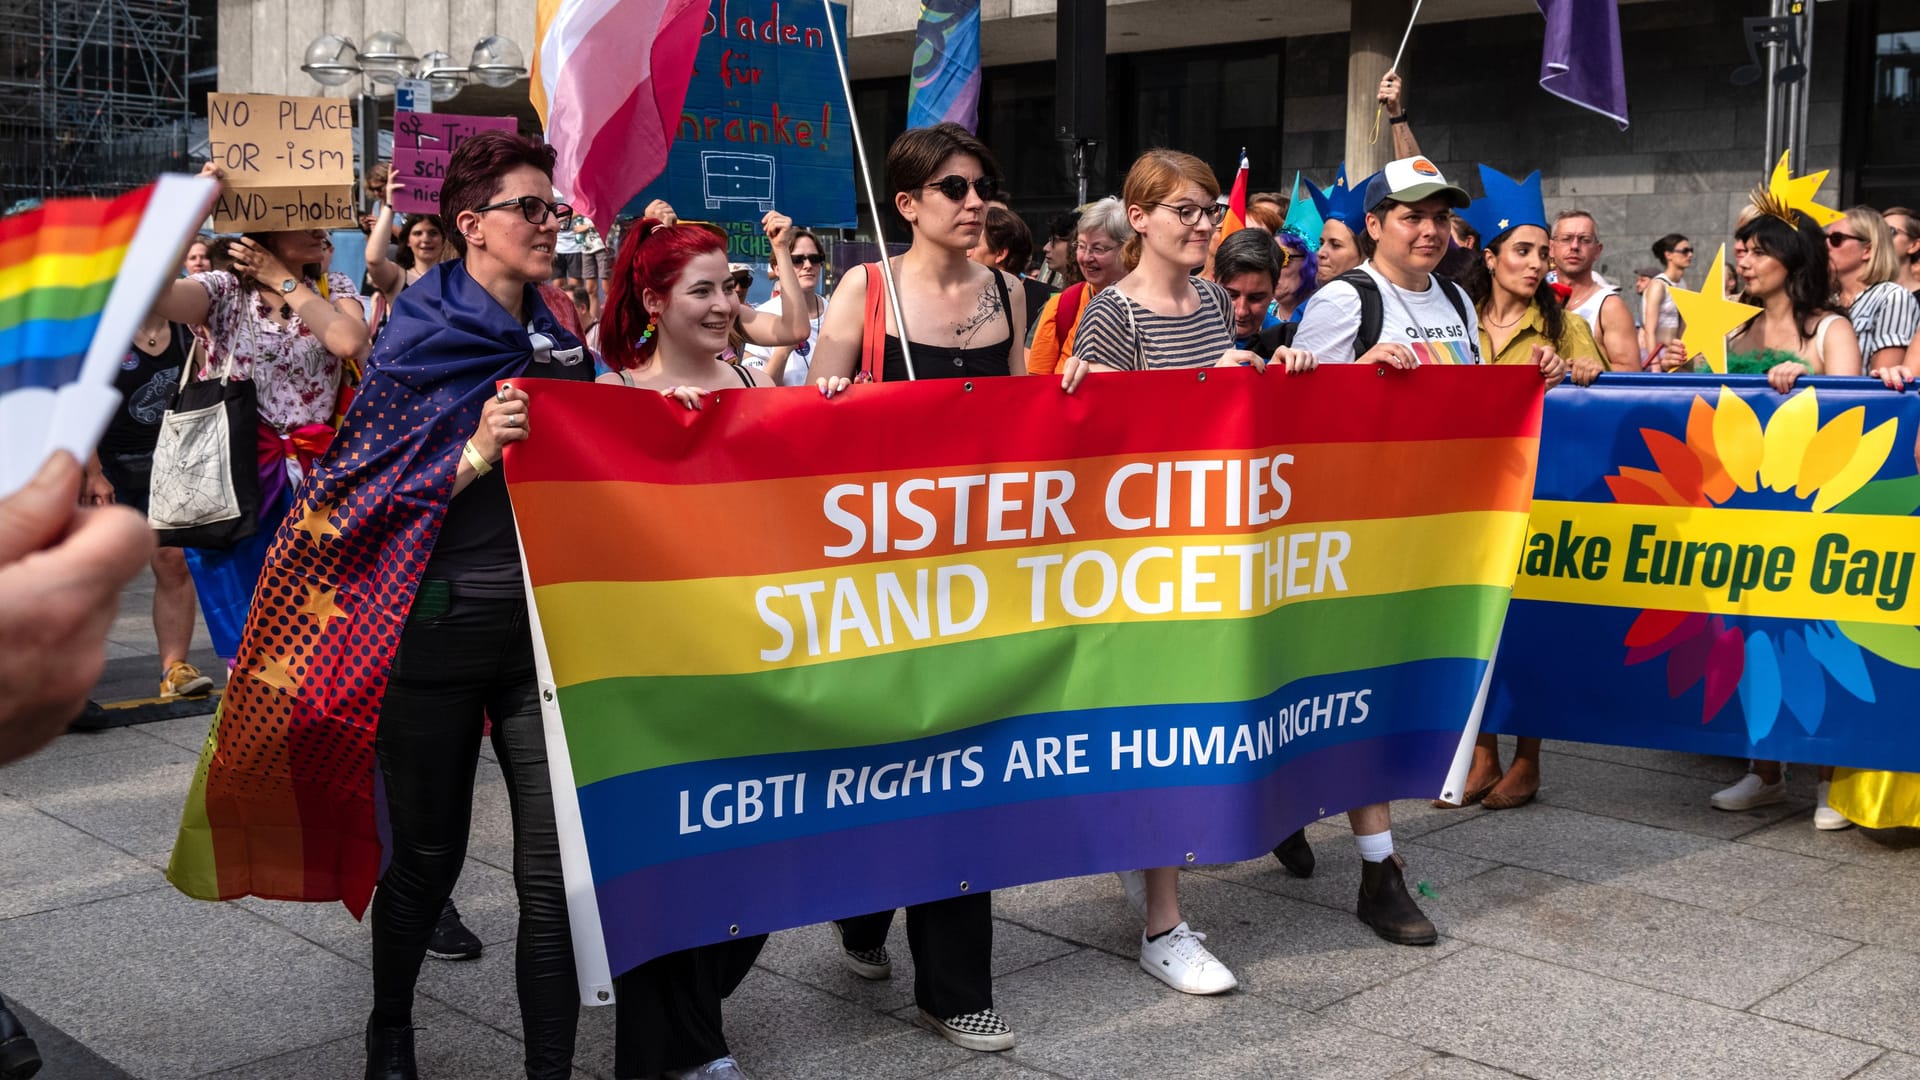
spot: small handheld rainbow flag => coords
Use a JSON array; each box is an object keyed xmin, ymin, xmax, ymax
[
  {"xmin": 1216, "ymin": 147, "xmax": 1249, "ymax": 245},
  {"xmin": 0, "ymin": 175, "xmax": 218, "ymax": 496}
]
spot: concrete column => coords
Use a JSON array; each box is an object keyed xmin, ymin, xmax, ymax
[{"xmin": 1344, "ymin": 0, "xmax": 1411, "ymax": 180}]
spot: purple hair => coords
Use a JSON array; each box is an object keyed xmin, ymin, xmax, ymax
[{"xmin": 1278, "ymin": 229, "xmax": 1318, "ymax": 304}]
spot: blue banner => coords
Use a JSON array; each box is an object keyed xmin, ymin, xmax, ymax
[
  {"xmin": 625, "ymin": 0, "xmax": 855, "ymax": 242},
  {"xmin": 1487, "ymin": 375, "xmax": 1920, "ymax": 771}
]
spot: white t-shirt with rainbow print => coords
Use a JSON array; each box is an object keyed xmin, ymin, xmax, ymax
[{"xmin": 1294, "ymin": 262, "xmax": 1482, "ymax": 366}]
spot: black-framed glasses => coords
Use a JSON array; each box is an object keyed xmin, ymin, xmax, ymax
[
  {"xmin": 1826, "ymin": 232, "xmax": 1864, "ymax": 248},
  {"xmin": 1153, "ymin": 202, "xmax": 1229, "ymax": 227},
  {"xmin": 790, "ymin": 253, "xmax": 826, "ymax": 267},
  {"xmin": 474, "ymin": 194, "xmax": 574, "ymax": 226},
  {"xmin": 922, "ymin": 174, "xmax": 1000, "ymax": 202}
]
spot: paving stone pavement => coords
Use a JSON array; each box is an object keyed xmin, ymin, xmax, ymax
[{"xmin": 3, "ymin": 576, "xmax": 1916, "ymax": 1079}]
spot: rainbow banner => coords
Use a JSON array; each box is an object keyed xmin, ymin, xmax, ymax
[
  {"xmin": 506, "ymin": 367, "xmax": 1543, "ymax": 987},
  {"xmin": 1486, "ymin": 375, "xmax": 1920, "ymax": 769}
]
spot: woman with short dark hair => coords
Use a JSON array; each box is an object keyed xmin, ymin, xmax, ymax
[{"xmin": 348, "ymin": 129, "xmax": 597, "ymax": 1079}]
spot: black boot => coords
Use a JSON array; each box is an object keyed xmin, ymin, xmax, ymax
[
  {"xmin": 0, "ymin": 995, "xmax": 42, "ymax": 1080},
  {"xmin": 1356, "ymin": 854, "xmax": 1437, "ymax": 946},
  {"xmin": 1271, "ymin": 828, "xmax": 1315, "ymax": 878},
  {"xmin": 365, "ymin": 1018, "xmax": 418, "ymax": 1080}
]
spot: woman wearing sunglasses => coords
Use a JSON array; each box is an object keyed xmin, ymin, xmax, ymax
[
  {"xmin": 813, "ymin": 121, "xmax": 1027, "ymax": 386},
  {"xmin": 806, "ymin": 121, "xmax": 1023, "ymax": 1055},
  {"xmin": 744, "ymin": 228, "xmax": 831, "ymax": 385},
  {"xmin": 1059, "ymin": 149, "xmax": 1314, "ymax": 999},
  {"xmin": 1827, "ymin": 207, "xmax": 1920, "ymax": 376},
  {"xmin": 1641, "ymin": 233, "xmax": 1694, "ymax": 360},
  {"xmin": 346, "ymin": 131, "xmax": 599, "ymax": 1080}
]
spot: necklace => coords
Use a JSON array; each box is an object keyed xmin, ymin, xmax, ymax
[{"xmin": 1482, "ymin": 305, "xmax": 1527, "ymax": 329}]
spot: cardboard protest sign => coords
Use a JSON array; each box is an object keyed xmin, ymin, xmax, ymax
[
  {"xmin": 626, "ymin": 0, "xmax": 854, "ymax": 231},
  {"xmin": 208, "ymin": 94, "xmax": 356, "ymax": 231},
  {"xmin": 391, "ymin": 112, "xmax": 520, "ymax": 215}
]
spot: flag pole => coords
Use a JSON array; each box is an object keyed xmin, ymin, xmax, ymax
[
  {"xmin": 821, "ymin": 0, "xmax": 918, "ymax": 381},
  {"xmin": 1371, "ymin": 0, "xmax": 1424, "ymax": 143}
]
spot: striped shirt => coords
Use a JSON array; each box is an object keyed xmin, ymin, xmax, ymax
[
  {"xmin": 1073, "ymin": 277, "xmax": 1235, "ymax": 371},
  {"xmin": 1846, "ymin": 280, "xmax": 1920, "ymax": 361}
]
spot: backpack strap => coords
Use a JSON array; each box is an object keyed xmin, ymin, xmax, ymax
[
  {"xmin": 1055, "ymin": 282, "xmax": 1087, "ymax": 342},
  {"xmin": 1433, "ymin": 275, "xmax": 1480, "ymax": 361},
  {"xmin": 1336, "ymin": 269, "xmax": 1385, "ymax": 358}
]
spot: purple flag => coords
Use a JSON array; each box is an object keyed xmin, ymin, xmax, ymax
[{"xmin": 1537, "ymin": 0, "xmax": 1629, "ymax": 129}]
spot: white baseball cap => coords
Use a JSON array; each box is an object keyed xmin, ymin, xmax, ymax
[{"xmin": 1364, "ymin": 156, "xmax": 1470, "ymax": 212}]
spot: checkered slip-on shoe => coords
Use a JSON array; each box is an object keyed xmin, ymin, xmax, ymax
[
  {"xmin": 917, "ymin": 1008, "xmax": 1014, "ymax": 1052},
  {"xmin": 831, "ymin": 922, "xmax": 893, "ymax": 980}
]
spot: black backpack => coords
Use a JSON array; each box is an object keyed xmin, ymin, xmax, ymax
[{"xmin": 1336, "ymin": 268, "xmax": 1480, "ymax": 361}]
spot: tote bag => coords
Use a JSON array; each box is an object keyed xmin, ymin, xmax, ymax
[{"xmin": 148, "ymin": 338, "xmax": 261, "ymax": 548}]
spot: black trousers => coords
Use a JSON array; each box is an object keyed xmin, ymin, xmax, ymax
[
  {"xmin": 612, "ymin": 935, "xmax": 766, "ymax": 1077},
  {"xmin": 370, "ymin": 593, "xmax": 579, "ymax": 1079},
  {"xmin": 836, "ymin": 893, "xmax": 994, "ymax": 1018}
]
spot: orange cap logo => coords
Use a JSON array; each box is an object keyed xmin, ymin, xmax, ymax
[{"xmin": 1412, "ymin": 158, "xmax": 1439, "ymax": 176}]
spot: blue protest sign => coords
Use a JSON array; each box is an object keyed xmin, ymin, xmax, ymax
[{"xmin": 627, "ymin": 0, "xmax": 854, "ymax": 253}]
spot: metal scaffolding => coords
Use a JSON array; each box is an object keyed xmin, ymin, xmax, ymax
[{"xmin": 0, "ymin": 0, "xmax": 195, "ymax": 205}]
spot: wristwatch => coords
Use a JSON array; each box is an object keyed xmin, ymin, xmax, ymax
[{"xmin": 279, "ymin": 278, "xmax": 298, "ymax": 295}]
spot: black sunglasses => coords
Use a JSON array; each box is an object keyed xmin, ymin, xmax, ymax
[
  {"xmin": 1826, "ymin": 232, "xmax": 1864, "ymax": 248},
  {"xmin": 790, "ymin": 253, "xmax": 826, "ymax": 267},
  {"xmin": 922, "ymin": 174, "xmax": 1000, "ymax": 202},
  {"xmin": 474, "ymin": 194, "xmax": 574, "ymax": 226},
  {"xmin": 1673, "ymin": 246, "xmax": 1695, "ymax": 256}
]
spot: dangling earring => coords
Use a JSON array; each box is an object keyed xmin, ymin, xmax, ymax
[{"xmin": 637, "ymin": 315, "xmax": 655, "ymax": 347}]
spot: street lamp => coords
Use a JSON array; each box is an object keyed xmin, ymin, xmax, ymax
[{"xmin": 300, "ymin": 32, "xmax": 528, "ymax": 209}]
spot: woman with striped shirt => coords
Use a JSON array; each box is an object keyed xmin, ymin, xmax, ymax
[
  {"xmin": 1059, "ymin": 149, "xmax": 1314, "ymax": 1000},
  {"xmin": 1828, "ymin": 207, "xmax": 1920, "ymax": 375}
]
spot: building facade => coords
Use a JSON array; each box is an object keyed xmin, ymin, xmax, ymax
[{"xmin": 212, "ymin": 0, "xmax": 1918, "ymax": 286}]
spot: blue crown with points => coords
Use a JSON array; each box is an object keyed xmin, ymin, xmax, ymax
[
  {"xmin": 1282, "ymin": 172, "xmax": 1324, "ymax": 252},
  {"xmin": 1304, "ymin": 163, "xmax": 1380, "ymax": 231},
  {"xmin": 1460, "ymin": 164, "xmax": 1547, "ymax": 245}
]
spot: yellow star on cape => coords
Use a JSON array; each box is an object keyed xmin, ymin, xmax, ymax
[
  {"xmin": 1668, "ymin": 245, "xmax": 1761, "ymax": 375},
  {"xmin": 292, "ymin": 500, "xmax": 342, "ymax": 542},
  {"xmin": 1769, "ymin": 151, "xmax": 1844, "ymax": 227},
  {"xmin": 298, "ymin": 584, "xmax": 347, "ymax": 630},
  {"xmin": 252, "ymin": 653, "xmax": 299, "ymax": 693}
]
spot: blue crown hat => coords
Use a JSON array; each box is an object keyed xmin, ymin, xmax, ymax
[
  {"xmin": 1306, "ymin": 165, "xmax": 1380, "ymax": 231},
  {"xmin": 1282, "ymin": 172, "xmax": 1325, "ymax": 252},
  {"xmin": 1460, "ymin": 164, "xmax": 1547, "ymax": 245}
]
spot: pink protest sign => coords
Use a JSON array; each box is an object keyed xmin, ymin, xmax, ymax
[{"xmin": 390, "ymin": 111, "xmax": 519, "ymax": 214}]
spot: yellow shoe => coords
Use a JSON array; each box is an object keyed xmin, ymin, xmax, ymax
[{"xmin": 160, "ymin": 661, "xmax": 214, "ymax": 699}]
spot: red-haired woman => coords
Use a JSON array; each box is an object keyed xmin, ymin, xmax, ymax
[{"xmin": 588, "ymin": 216, "xmax": 833, "ymax": 1079}]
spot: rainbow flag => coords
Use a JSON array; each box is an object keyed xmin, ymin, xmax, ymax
[
  {"xmin": 507, "ymin": 366, "xmax": 1543, "ymax": 982},
  {"xmin": 0, "ymin": 186, "xmax": 148, "ymax": 394},
  {"xmin": 0, "ymin": 175, "xmax": 218, "ymax": 497},
  {"xmin": 1217, "ymin": 148, "xmax": 1249, "ymax": 244}
]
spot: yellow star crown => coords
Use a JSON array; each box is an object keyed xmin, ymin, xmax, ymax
[
  {"xmin": 1762, "ymin": 150, "xmax": 1844, "ymax": 228},
  {"xmin": 1666, "ymin": 245, "xmax": 1761, "ymax": 375}
]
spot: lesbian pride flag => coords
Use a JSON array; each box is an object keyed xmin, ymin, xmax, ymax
[{"xmin": 506, "ymin": 367, "xmax": 1542, "ymax": 989}]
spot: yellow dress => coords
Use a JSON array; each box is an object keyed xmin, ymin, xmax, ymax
[
  {"xmin": 1478, "ymin": 302, "xmax": 1604, "ymax": 369},
  {"xmin": 1828, "ymin": 770, "xmax": 1920, "ymax": 828}
]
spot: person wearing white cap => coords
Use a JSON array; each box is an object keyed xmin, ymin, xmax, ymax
[{"xmin": 1288, "ymin": 154, "xmax": 1481, "ymax": 948}]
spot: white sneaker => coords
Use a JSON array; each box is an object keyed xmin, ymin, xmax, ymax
[
  {"xmin": 1138, "ymin": 921, "xmax": 1238, "ymax": 995},
  {"xmin": 666, "ymin": 1056, "xmax": 749, "ymax": 1079},
  {"xmin": 1710, "ymin": 773, "xmax": 1787, "ymax": 811},
  {"xmin": 1814, "ymin": 781, "xmax": 1854, "ymax": 831},
  {"xmin": 1116, "ymin": 869, "xmax": 1148, "ymax": 919}
]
